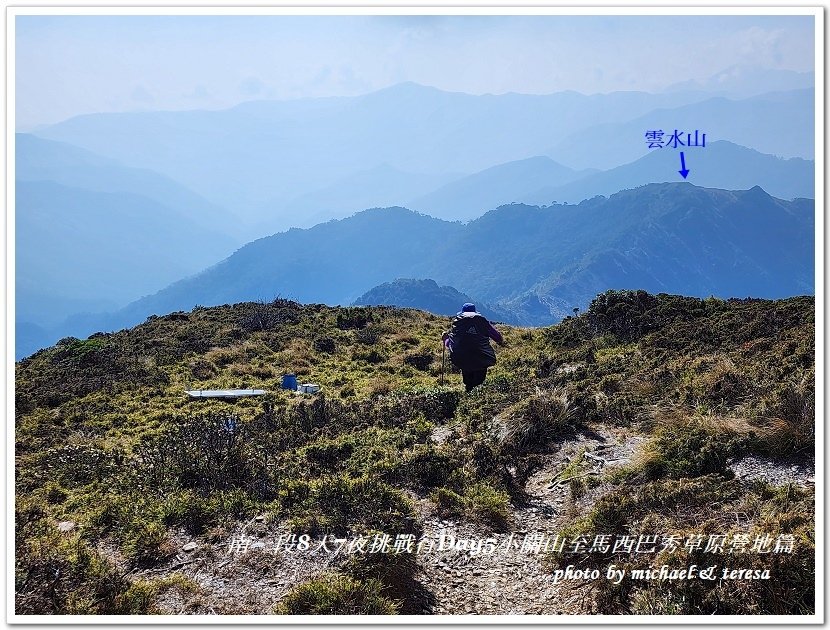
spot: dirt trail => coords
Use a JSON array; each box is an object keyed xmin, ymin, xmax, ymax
[{"xmin": 415, "ymin": 426, "xmax": 644, "ymax": 614}]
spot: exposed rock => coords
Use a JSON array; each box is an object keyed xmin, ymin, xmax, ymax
[
  {"xmin": 730, "ymin": 455, "xmax": 815, "ymax": 486},
  {"xmin": 57, "ymin": 520, "xmax": 75, "ymax": 534}
]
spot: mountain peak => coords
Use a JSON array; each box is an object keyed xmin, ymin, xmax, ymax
[
  {"xmin": 354, "ymin": 277, "xmax": 513, "ymax": 322},
  {"xmin": 365, "ymin": 81, "xmax": 450, "ymax": 99},
  {"xmin": 350, "ymin": 205, "xmax": 423, "ymax": 219},
  {"xmin": 742, "ymin": 185, "xmax": 773, "ymax": 199}
]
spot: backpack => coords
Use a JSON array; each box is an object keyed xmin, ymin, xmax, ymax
[{"xmin": 448, "ymin": 312, "xmax": 497, "ymax": 371}]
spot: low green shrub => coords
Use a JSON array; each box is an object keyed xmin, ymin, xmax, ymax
[
  {"xmin": 638, "ymin": 412, "xmax": 746, "ymax": 480},
  {"xmin": 432, "ymin": 487, "xmax": 466, "ymax": 519},
  {"xmin": 15, "ymin": 529, "xmax": 152, "ymax": 615},
  {"xmin": 466, "ymin": 482, "xmax": 511, "ymax": 529},
  {"xmin": 501, "ymin": 387, "xmax": 575, "ymax": 453},
  {"xmin": 431, "ymin": 483, "xmax": 510, "ymax": 529},
  {"xmin": 343, "ymin": 538, "xmax": 420, "ymax": 611},
  {"xmin": 547, "ymin": 476, "xmax": 814, "ymax": 614},
  {"xmin": 274, "ymin": 573, "xmax": 399, "ymax": 615}
]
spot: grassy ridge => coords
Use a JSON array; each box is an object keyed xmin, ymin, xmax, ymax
[{"xmin": 15, "ymin": 291, "xmax": 815, "ymax": 615}]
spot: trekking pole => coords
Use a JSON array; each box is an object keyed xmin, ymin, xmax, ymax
[{"xmin": 440, "ymin": 342, "xmax": 446, "ymax": 386}]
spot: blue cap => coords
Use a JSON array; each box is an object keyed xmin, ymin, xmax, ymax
[{"xmin": 461, "ymin": 303, "xmax": 476, "ymax": 312}]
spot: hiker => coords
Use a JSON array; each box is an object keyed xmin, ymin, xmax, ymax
[{"xmin": 442, "ymin": 303, "xmax": 505, "ymax": 392}]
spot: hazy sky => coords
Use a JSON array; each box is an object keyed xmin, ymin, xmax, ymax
[{"xmin": 15, "ymin": 13, "xmax": 815, "ymax": 129}]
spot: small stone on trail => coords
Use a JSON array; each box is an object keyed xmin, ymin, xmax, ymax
[
  {"xmin": 57, "ymin": 521, "xmax": 75, "ymax": 534},
  {"xmin": 183, "ymin": 542, "xmax": 198, "ymax": 552}
]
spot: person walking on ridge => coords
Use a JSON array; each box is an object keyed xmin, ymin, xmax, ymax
[{"xmin": 442, "ymin": 303, "xmax": 505, "ymax": 392}]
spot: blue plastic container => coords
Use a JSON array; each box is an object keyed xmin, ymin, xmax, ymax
[{"xmin": 281, "ymin": 374, "xmax": 298, "ymax": 390}]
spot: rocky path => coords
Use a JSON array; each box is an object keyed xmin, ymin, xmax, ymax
[
  {"xmin": 404, "ymin": 426, "xmax": 645, "ymax": 615},
  {"xmin": 730, "ymin": 454, "xmax": 815, "ymax": 487}
]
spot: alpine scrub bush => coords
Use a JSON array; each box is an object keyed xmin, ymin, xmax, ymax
[
  {"xmin": 584, "ymin": 289, "xmax": 692, "ymax": 343},
  {"xmin": 155, "ymin": 489, "xmax": 232, "ymax": 535},
  {"xmin": 355, "ymin": 325, "xmax": 382, "ymax": 345},
  {"xmin": 677, "ymin": 354, "xmax": 752, "ymax": 410},
  {"xmin": 624, "ymin": 482, "xmax": 815, "ymax": 615},
  {"xmin": 15, "ymin": 294, "xmax": 815, "ymax": 614},
  {"xmin": 274, "ymin": 573, "xmax": 399, "ymax": 615},
  {"xmin": 342, "ymin": 534, "xmax": 422, "ymax": 612},
  {"xmin": 637, "ymin": 418, "xmax": 745, "ymax": 480},
  {"xmin": 313, "ymin": 335, "xmax": 337, "ymax": 353},
  {"xmin": 749, "ymin": 376, "xmax": 815, "ymax": 456},
  {"xmin": 133, "ymin": 412, "xmax": 259, "ymax": 494},
  {"xmin": 376, "ymin": 386, "xmax": 461, "ymax": 423},
  {"xmin": 430, "ymin": 482, "xmax": 511, "ymax": 529},
  {"xmin": 274, "ymin": 474, "xmax": 418, "ymax": 537},
  {"xmin": 15, "ymin": 519, "xmax": 152, "ymax": 615},
  {"xmin": 465, "ymin": 482, "xmax": 511, "ymax": 529},
  {"xmin": 501, "ymin": 386, "xmax": 575, "ymax": 453},
  {"xmin": 336, "ymin": 307, "xmax": 374, "ymax": 330},
  {"xmin": 238, "ymin": 305, "xmax": 287, "ymax": 333},
  {"xmin": 118, "ymin": 574, "xmax": 202, "ymax": 616},
  {"xmin": 546, "ymin": 475, "xmax": 814, "ymax": 615},
  {"xmin": 123, "ymin": 520, "xmax": 174, "ymax": 565},
  {"xmin": 431, "ymin": 487, "xmax": 467, "ymax": 519},
  {"xmin": 392, "ymin": 443, "xmax": 460, "ymax": 489},
  {"xmin": 403, "ymin": 350, "xmax": 434, "ymax": 371}
]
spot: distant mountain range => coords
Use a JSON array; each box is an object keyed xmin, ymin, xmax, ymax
[
  {"xmin": 255, "ymin": 163, "xmax": 462, "ymax": 232},
  {"xmin": 407, "ymin": 156, "xmax": 593, "ymax": 222},
  {"xmin": 353, "ymin": 278, "xmax": 516, "ymax": 324},
  {"xmin": 407, "ymin": 141, "xmax": 813, "ymax": 221},
  {"xmin": 15, "ymin": 78, "xmax": 815, "ymax": 358},
  {"xmin": 523, "ymin": 140, "xmax": 814, "ymax": 206},
  {"xmin": 23, "ymin": 182, "xmax": 810, "ymax": 359},
  {"xmin": 29, "ymin": 84, "xmax": 708, "ymax": 213},
  {"xmin": 16, "ymin": 181, "xmax": 236, "ymax": 313},
  {"xmin": 15, "ymin": 134, "xmax": 242, "ymax": 332},
  {"xmin": 28, "ymin": 81, "xmax": 812, "ymax": 229},
  {"xmin": 663, "ymin": 65, "xmax": 814, "ymax": 98},
  {"xmin": 546, "ymin": 88, "xmax": 814, "ymax": 171},
  {"xmin": 16, "ymin": 134, "xmax": 241, "ymax": 233}
]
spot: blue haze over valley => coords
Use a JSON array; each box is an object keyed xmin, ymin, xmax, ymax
[{"xmin": 15, "ymin": 15, "xmax": 816, "ymax": 359}]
